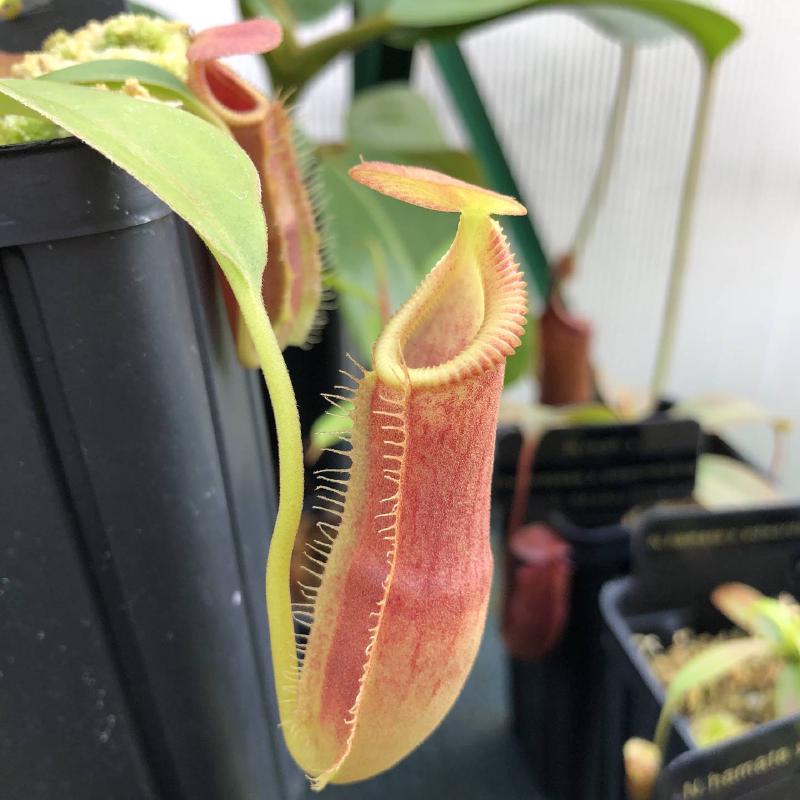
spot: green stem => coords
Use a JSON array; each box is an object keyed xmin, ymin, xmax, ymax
[
  {"xmin": 228, "ymin": 271, "xmax": 303, "ymax": 723},
  {"xmin": 770, "ymin": 421, "xmax": 790, "ymax": 480},
  {"xmin": 653, "ymin": 706, "xmax": 674, "ymax": 756},
  {"xmin": 241, "ymin": 2, "xmax": 394, "ymax": 94},
  {"xmin": 650, "ymin": 65, "xmax": 716, "ymax": 398},
  {"xmin": 571, "ymin": 44, "xmax": 635, "ymax": 259}
]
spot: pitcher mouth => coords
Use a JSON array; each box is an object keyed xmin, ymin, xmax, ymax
[
  {"xmin": 373, "ymin": 213, "xmax": 527, "ymax": 390},
  {"xmin": 188, "ymin": 59, "xmax": 268, "ymax": 125}
]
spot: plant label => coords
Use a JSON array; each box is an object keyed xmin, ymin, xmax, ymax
[
  {"xmin": 635, "ymin": 504, "xmax": 800, "ymax": 605},
  {"xmin": 528, "ymin": 419, "xmax": 701, "ymax": 527}
]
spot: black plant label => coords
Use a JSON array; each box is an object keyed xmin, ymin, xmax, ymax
[
  {"xmin": 644, "ymin": 508, "xmax": 800, "ymax": 554},
  {"xmin": 658, "ymin": 718, "xmax": 800, "ymax": 799},
  {"xmin": 528, "ymin": 419, "xmax": 701, "ymax": 527},
  {"xmin": 635, "ymin": 504, "xmax": 800, "ymax": 606}
]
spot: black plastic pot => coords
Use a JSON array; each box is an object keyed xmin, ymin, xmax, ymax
[
  {"xmin": 495, "ymin": 418, "xmax": 702, "ymax": 800},
  {"xmin": 655, "ymin": 716, "xmax": 800, "ymax": 800},
  {"xmin": 601, "ymin": 503, "xmax": 800, "ymax": 800},
  {"xmin": 0, "ymin": 0, "xmax": 126, "ymax": 50},
  {"xmin": 506, "ymin": 515, "xmax": 632, "ymax": 800},
  {"xmin": 0, "ymin": 137, "xmax": 303, "ymax": 799}
]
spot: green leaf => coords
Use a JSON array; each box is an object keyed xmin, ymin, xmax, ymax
[
  {"xmin": 387, "ymin": 0, "xmax": 742, "ymax": 64},
  {"xmin": 240, "ymin": 0, "xmax": 340, "ymax": 24},
  {"xmin": 128, "ymin": 2, "xmax": 167, "ymax": 18},
  {"xmin": 287, "ymin": 0, "xmax": 343, "ymax": 22},
  {"xmin": 711, "ymin": 585, "xmax": 800, "ymax": 658},
  {"xmin": 41, "ymin": 59, "xmax": 185, "ymax": 96},
  {"xmin": 320, "ymin": 152, "xmax": 419, "ymax": 360},
  {"xmin": 694, "ymin": 454, "xmax": 779, "ymax": 509},
  {"xmin": 496, "ymin": 401, "xmax": 564, "ymax": 433},
  {"xmin": 496, "ymin": 401, "xmax": 613, "ymax": 433},
  {"xmin": 579, "ymin": 7, "xmax": 674, "ymax": 42},
  {"xmin": 347, "ymin": 83, "xmax": 449, "ymax": 152},
  {"xmin": 711, "ymin": 584, "xmax": 778, "ymax": 642},
  {"xmin": 750, "ymin": 597, "xmax": 800, "ymax": 658},
  {"xmin": 503, "ymin": 321, "xmax": 532, "ymax": 386},
  {"xmin": 690, "ymin": 711, "xmax": 749, "ymax": 748},
  {"xmin": 40, "ymin": 60, "xmax": 226, "ymax": 131},
  {"xmin": 357, "ymin": 0, "xmax": 389, "ymax": 15},
  {"xmin": 306, "ymin": 402, "xmax": 354, "ymax": 465},
  {"xmin": 655, "ymin": 637, "xmax": 772, "ymax": 752},
  {"xmin": 0, "ymin": 79, "xmax": 266, "ymax": 291},
  {"xmin": 563, "ymin": 404, "xmax": 618, "ymax": 425},
  {"xmin": 0, "ymin": 92, "xmax": 42, "ymax": 118},
  {"xmin": 776, "ymin": 663, "xmax": 800, "ymax": 718},
  {"xmin": 670, "ymin": 395, "xmax": 786, "ymax": 433}
]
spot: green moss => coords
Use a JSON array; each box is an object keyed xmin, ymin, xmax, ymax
[
  {"xmin": 691, "ymin": 711, "xmax": 751, "ymax": 748},
  {"xmin": 1, "ymin": 13, "xmax": 192, "ymax": 147},
  {"xmin": 0, "ymin": 115, "xmax": 63, "ymax": 146},
  {"xmin": 13, "ymin": 14, "xmax": 190, "ymax": 80},
  {"xmin": 101, "ymin": 14, "xmax": 181, "ymax": 51}
]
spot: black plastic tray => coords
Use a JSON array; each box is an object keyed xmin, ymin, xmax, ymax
[
  {"xmin": 0, "ymin": 0, "xmax": 127, "ymax": 51},
  {"xmin": 507, "ymin": 515, "xmax": 631, "ymax": 800},
  {"xmin": 495, "ymin": 418, "xmax": 702, "ymax": 800},
  {"xmin": 601, "ymin": 504, "xmax": 800, "ymax": 800}
]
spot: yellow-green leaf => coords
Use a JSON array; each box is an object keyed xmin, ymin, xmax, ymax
[
  {"xmin": 690, "ymin": 711, "xmax": 749, "ymax": 747},
  {"xmin": 694, "ymin": 454, "xmax": 780, "ymax": 509},
  {"xmin": 711, "ymin": 583, "xmax": 775, "ymax": 640},
  {"xmin": 40, "ymin": 59, "xmax": 226, "ymax": 130},
  {"xmin": 670, "ymin": 395, "xmax": 788, "ymax": 434},
  {"xmin": 387, "ymin": 0, "xmax": 742, "ymax": 65},
  {"xmin": 0, "ymin": 79, "xmax": 265, "ymax": 290},
  {"xmin": 655, "ymin": 637, "xmax": 772, "ymax": 752},
  {"xmin": 776, "ymin": 663, "xmax": 800, "ymax": 718},
  {"xmin": 0, "ymin": 89, "xmax": 306, "ymax": 751},
  {"xmin": 580, "ymin": 7, "xmax": 675, "ymax": 42},
  {"xmin": 306, "ymin": 403, "xmax": 354, "ymax": 466},
  {"xmin": 347, "ymin": 83, "xmax": 449, "ymax": 152}
]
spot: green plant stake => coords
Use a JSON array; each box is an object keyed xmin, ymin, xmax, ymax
[
  {"xmin": 569, "ymin": 45, "xmax": 635, "ymax": 263},
  {"xmin": 649, "ymin": 65, "xmax": 716, "ymax": 397}
]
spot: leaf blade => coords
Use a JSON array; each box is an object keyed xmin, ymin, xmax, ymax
[
  {"xmin": 347, "ymin": 83, "xmax": 449, "ymax": 152},
  {"xmin": 387, "ymin": 0, "xmax": 742, "ymax": 64},
  {"xmin": 655, "ymin": 637, "xmax": 772, "ymax": 751},
  {"xmin": 39, "ymin": 60, "xmax": 226, "ymax": 130},
  {"xmin": 579, "ymin": 7, "xmax": 675, "ymax": 42},
  {"xmin": 0, "ymin": 78, "xmax": 266, "ymax": 288},
  {"xmin": 776, "ymin": 663, "xmax": 800, "ymax": 718},
  {"xmin": 694, "ymin": 454, "xmax": 779, "ymax": 509},
  {"xmin": 669, "ymin": 394, "xmax": 786, "ymax": 433}
]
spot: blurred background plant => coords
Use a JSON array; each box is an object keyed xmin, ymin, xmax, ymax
[
  {"xmin": 34, "ymin": 1, "xmax": 786, "ymax": 493},
  {"xmin": 195, "ymin": 0, "xmax": 785, "ymax": 503},
  {"xmin": 223, "ymin": 1, "xmax": 791, "ymax": 508}
]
